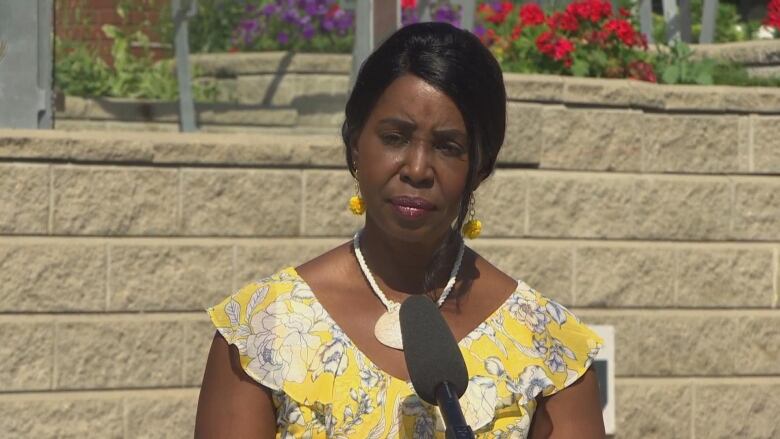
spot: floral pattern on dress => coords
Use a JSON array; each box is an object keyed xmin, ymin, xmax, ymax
[{"xmin": 207, "ymin": 267, "xmax": 604, "ymax": 438}]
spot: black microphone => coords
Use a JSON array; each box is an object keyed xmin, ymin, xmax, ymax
[{"xmin": 400, "ymin": 295, "xmax": 475, "ymax": 439}]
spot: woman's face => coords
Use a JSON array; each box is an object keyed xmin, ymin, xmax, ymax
[{"xmin": 352, "ymin": 74, "xmax": 470, "ymax": 244}]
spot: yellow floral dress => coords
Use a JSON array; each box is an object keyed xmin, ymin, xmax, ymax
[{"xmin": 208, "ymin": 267, "xmax": 603, "ymax": 438}]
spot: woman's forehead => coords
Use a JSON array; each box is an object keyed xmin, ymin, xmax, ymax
[{"xmin": 370, "ymin": 75, "xmax": 466, "ymax": 131}]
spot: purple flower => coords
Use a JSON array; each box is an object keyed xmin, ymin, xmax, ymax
[
  {"xmin": 302, "ymin": 23, "xmax": 316, "ymax": 40},
  {"xmin": 433, "ymin": 4, "xmax": 460, "ymax": 27},
  {"xmin": 261, "ymin": 4, "xmax": 277, "ymax": 16},
  {"xmin": 473, "ymin": 23, "xmax": 486, "ymax": 38},
  {"xmin": 402, "ymin": 8, "xmax": 419, "ymax": 26},
  {"xmin": 277, "ymin": 31, "xmax": 289, "ymax": 45},
  {"xmin": 282, "ymin": 8, "xmax": 300, "ymax": 25}
]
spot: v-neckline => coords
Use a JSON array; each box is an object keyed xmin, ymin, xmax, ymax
[{"xmin": 286, "ymin": 266, "xmax": 520, "ymax": 386}]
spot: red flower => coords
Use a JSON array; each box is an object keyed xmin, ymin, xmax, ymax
[
  {"xmin": 548, "ymin": 11, "xmax": 579, "ymax": 32},
  {"xmin": 511, "ymin": 24, "xmax": 523, "ymax": 41},
  {"xmin": 765, "ymin": 0, "xmax": 780, "ymax": 29},
  {"xmin": 566, "ymin": 0, "xmax": 612, "ymax": 23},
  {"xmin": 535, "ymin": 31, "xmax": 556, "ymax": 56},
  {"xmin": 553, "ymin": 37, "xmax": 574, "ymax": 60},
  {"xmin": 519, "ymin": 3, "xmax": 545, "ymax": 26},
  {"xmin": 604, "ymin": 18, "xmax": 639, "ymax": 47},
  {"xmin": 536, "ymin": 32, "xmax": 575, "ymax": 65},
  {"xmin": 481, "ymin": 1, "xmax": 514, "ymax": 24},
  {"xmin": 401, "ymin": 0, "xmax": 417, "ymax": 10},
  {"xmin": 627, "ymin": 60, "xmax": 657, "ymax": 83},
  {"xmin": 618, "ymin": 7, "xmax": 631, "ymax": 18}
]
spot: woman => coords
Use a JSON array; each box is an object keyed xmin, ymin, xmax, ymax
[{"xmin": 196, "ymin": 22, "xmax": 604, "ymax": 438}]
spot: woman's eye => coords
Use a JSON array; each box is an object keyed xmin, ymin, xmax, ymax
[
  {"xmin": 437, "ymin": 142, "xmax": 464, "ymax": 155},
  {"xmin": 381, "ymin": 133, "xmax": 407, "ymax": 145}
]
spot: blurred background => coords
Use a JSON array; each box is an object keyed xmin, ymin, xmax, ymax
[{"xmin": 1, "ymin": 0, "xmax": 779, "ymax": 438}]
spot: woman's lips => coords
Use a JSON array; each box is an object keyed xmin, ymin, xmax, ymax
[{"xmin": 390, "ymin": 196, "xmax": 435, "ymax": 219}]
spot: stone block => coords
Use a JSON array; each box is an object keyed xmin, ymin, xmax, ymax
[
  {"xmin": 475, "ymin": 172, "xmax": 526, "ymax": 237},
  {"xmin": 540, "ymin": 108, "xmax": 643, "ymax": 172},
  {"xmin": 735, "ymin": 316, "xmax": 780, "ymax": 375},
  {"xmin": 55, "ymin": 318, "xmax": 183, "ymax": 389},
  {"xmin": 615, "ymin": 380, "xmax": 692, "ymax": 439},
  {"xmin": 576, "ymin": 311, "xmax": 775, "ymax": 377},
  {"xmin": 236, "ymin": 74, "xmax": 348, "ymax": 108},
  {"xmin": 125, "ymin": 391, "xmax": 199, "ymax": 438},
  {"xmin": 527, "ymin": 173, "xmax": 634, "ymax": 239},
  {"xmin": 503, "ymin": 74, "xmax": 564, "ymax": 102},
  {"xmin": 234, "ymin": 239, "xmax": 341, "ymax": 285},
  {"xmin": 631, "ymin": 314, "xmax": 739, "ymax": 376},
  {"xmin": 753, "ymin": 116, "xmax": 780, "ymax": 174},
  {"xmin": 109, "ymin": 244, "xmax": 233, "ymax": 311},
  {"xmin": 676, "ymin": 247, "xmax": 775, "ymax": 307},
  {"xmin": 0, "ymin": 396, "xmax": 123, "ymax": 437},
  {"xmin": 633, "ymin": 177, "xmax": 731, "ymax": 240},
  {"xmin": 191, "ymin": 52, "xmax": 352, "ymax": 76},
  {"xmin": 658, "ymin": 84, "xmax": 726, "ymax": 111},
  {"xmin": 501, "ymin": 102, "xmax": 543, "ymax": 164},
  {"xmin": 574, "ymin": 246, "xmax": 676, "ymax": 307},
  {"xmin": 695, "ymin": 383, "xmax": 780, "ymax": 439},
  {"xmin": 0, "ymin": 243, "xmax": 106, "ymax": 312},
  {"xmin": 52, "ymin": 165, "xmax": 178, "ymax": 235},
  {"xmin": 562, "ymin": 77, "xmax": 637, "ymax": 107},
  {"xmin": 732, "ymin": 179, "xmax": 780, "ymax": 240},
  {"xmin": 0, "ymin": 163, "xmax": 49, "ymax": 234},
  {"xmin": 642, "ymin": 115, "xmax": 740, "ymax": 173},
  {"xmin": 182, "ymin": 169, "xmax": 302, "ymax": 236},
  {"xmin": 471, "ymin": 241, "xmax": 574, "ymax": 306},
  {"xmin": 301, "ymin": 170, "xmax": 363, "ymax": 236},
  {"xmin": 0, "ymin": 321, "xmax": 54, "ymax": 391},
  {"xmin": 183, "ymin": 318, "xmax": 216, "ymax": 386},
  {"xmin": 724, "ymin": 86, "xmax": 780, "ymax": 113},
  {"xmin": 197, "ymin": 105, "xmax": 298, "ymax": 126}
]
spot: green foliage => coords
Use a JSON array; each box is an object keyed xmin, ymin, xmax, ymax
[
  {"xmin": 55, "ymin": 1, "xmax": 216, "ymax": 100},
  {"xmin": 652, "ymin": 0, "xmax": 759, "ymax": 43},
  {"xmin": 189, "ymin": 0, "xmax": 247, "ymax": 53},
  {"xmin": 711, "ymin": 62, "xmax": 780, "ymax": 87},
  {"xmin": 652, "ymin": 41, "xmax": 715, "ymax": 85}
]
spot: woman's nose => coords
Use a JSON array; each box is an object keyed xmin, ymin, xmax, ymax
[{"xmin": 399, "ymin": 141, "xmax": 434, "ymax": 188}]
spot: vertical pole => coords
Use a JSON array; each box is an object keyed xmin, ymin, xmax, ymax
[
  {"xmin": 418, "ymin": 0, "xmax": 432, "ymax": 22},
  {"xmin": 350, "ymin": 0, "xmax": 400, "ymax": 89},
  {"xmin": 457, "ymin": 0, "xmax": 476, "ymax": 31},
  {"xmin": 172, "ymin": 0, "xmax": 197, "ymax": 132},
  {"xmin": 639, "ymin": 0, "xmax": 654, "ymax": 44},
  {"xmin": 662, "ymin": 0, "xmax": 680, "ymax": 43},
  {"xmin": 37, "ymin": 0, "xmax": 54, "ymax": 129},
  {"xmin": 699, "ymin": 0, "xmax": 718, "ymax": 43},
  {"xmin": 350, "ymin": 0, "xmax": 372, "ymax": 89},
  {"xmin": 679, "ymin": 0, "xmax": 693, "ymax": 43}
]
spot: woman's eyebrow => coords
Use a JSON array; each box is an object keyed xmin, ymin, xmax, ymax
[{"xmin": 377, "ymin": 117, "xmax": 416, "ymax": 129}]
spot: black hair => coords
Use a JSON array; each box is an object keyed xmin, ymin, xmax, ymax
[{"xmin": 342, "ymin": 22, "xmax": 506, "ymax": 299}]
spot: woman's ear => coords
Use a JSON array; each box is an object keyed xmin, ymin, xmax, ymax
[{"xmin": 349, "ymin": 134, "xmax": 360, "ymax": 169}]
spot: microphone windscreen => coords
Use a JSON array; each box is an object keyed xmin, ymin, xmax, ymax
[{"xmin": 400, "ymin": 295, "xmax": 469, "ymax": 405}]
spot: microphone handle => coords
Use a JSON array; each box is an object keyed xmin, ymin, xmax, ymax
[{"xmin": 435, "ymin": 381, "xmax": 475, "ymax": 439}]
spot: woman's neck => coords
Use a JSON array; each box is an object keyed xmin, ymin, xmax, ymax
[{"xmin": 358, "ymin": 218, "xmax": 457, "ymax": 295}]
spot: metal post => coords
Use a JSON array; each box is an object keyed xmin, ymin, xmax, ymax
[
  {"xmin": 350, "ymin": 0, "xmax": 400, "ymax": 89},
  {"xmin": 38, "ymin": 0, "xmax": 54, "ymax": 128},
  {"xmin": 679, "ymin": 0, "xmax": 693, "ymax": 43},
  {"xmin": 699, "ymin": 0, "xmax": 718, "ymax": 43},
  {"xmin": 638, "ymin": 0, "xmax": 654, "ymax": 44},
  {"xmin": 171, "ymin": 0, "xmax": 197, "ymax": 132},
  {"xmin": 662, "ymin": 0, "xmax": 681, "ymax": 43},
  {"xmin": 0, "ymin": 0, "xmax": 53, "ymax": 129},
  {"xmin": 452, "ymin": 0, "xmax": 476, "ymax": 31}
]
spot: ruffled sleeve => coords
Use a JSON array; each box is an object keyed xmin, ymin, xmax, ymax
[
  {"xmin": 206, "ymin": 268, "xmax": 341, "ymax": 410},
  {"xmin": 531, "ymin": 287, "xmax": 603, "ymax": 398}
]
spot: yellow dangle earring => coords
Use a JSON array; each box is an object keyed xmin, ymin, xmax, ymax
[
  {"xmin": 348, "ymin": 172, "xmax": 365, "ymax": 215},
  {"xmin": 461, "ymin": 195, "xmax": 482, "ymax": 239}
]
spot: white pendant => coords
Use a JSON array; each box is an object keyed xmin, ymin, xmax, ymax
[{"xmin": 374, "ymin": 306, "xmax": 404, "ymax": 350}]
